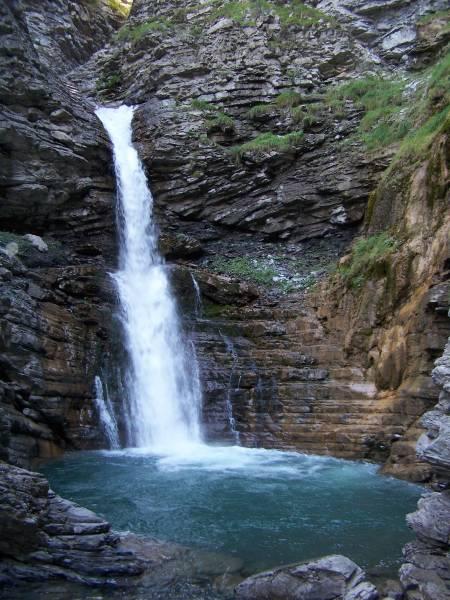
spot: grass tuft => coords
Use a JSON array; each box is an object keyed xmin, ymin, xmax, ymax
[
  {"xmin": 205, "ymin": 112, "xmax": 235, "ymax": 132},
  {"xmin": 210, "ymin": 256, "xmax": 277, "ymax": 285},
  {"xmin": 116, "ymin": 18, "xmax": 171, "ymax": 42},
  {"xmin": 231, "ymin": 131, "xmax": 303, "ymax": 157},
  {"xmin": 338, "ymin": 233, "xmax": 399, "ymax": 289}
]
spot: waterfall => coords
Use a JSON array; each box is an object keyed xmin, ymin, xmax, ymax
[
  {"xmin": 96, "ymin": 105, "xmax": 203, "ymax": 450},
  {"xmin": 94, "ymin": 376, "xmax": 120, "ymax": 449}
]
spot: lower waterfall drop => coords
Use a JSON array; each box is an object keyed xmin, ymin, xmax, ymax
[{"xmin": 96, "ymin": 105, "xmax": 202, "ymax": 451}]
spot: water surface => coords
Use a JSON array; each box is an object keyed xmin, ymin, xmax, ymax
[{"xmin": 41, "ymin": 445, "xmax": 421, "ymax": 577}]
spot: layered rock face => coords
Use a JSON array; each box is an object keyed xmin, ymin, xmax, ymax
[
  {"xmin": 399, "ymin": 338, "xmax": 450, "ymax": 599},
  {"xmin": 2, "ymin": 0, "xmax": 449, "ymax": 477},
  {"xmin": 0, "ymin": 461, "xmax": 145, "ymax": 585},
  {"xmin": 0, "ymin": 0, "xmax": 122, "ymax": 466}
]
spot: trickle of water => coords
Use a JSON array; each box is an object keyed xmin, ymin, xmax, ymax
[
  {"xmin": 220, "ymin": 333, "xmax": 241, "ymax": 444},
  {"xmin": 190, "ymin": 273, "xmax": 203, "ymax": 318},
  {"xmin": 94, "ymin": 376, "xmax": 120, "ymax": 449},
  {"xmin": 96, "ymin": 105, "xmax": 203, "ymax": 451}
]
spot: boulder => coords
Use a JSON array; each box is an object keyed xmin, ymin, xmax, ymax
[{"xmin": 235, "ymin": 555, "xmax": 378, "ymax": 600}]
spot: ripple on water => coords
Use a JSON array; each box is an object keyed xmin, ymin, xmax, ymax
[{"xmin": 41, "ymin": 445, "xmax": 422, "ymax": 576}]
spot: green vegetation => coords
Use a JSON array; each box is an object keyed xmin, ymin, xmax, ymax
[
  {"xmin": 116, "ymin": 18, "xmax": 171, "ymax": 42},
  {"xmin": 190, "ymin": 99, "xmax": 216, "ymax": 112},
  {"xmin": 247, "ymin": 91, "xmax": 308, "ymax": 121},
  {"xmin": 211, "ymin": 0, "xmax": 329, "ymax": 27},
  {"xmin": 274, "ymin": 91, "xmax": 303, "ymax": 108},
  {"xmin": 291, "ymin": 105, "xmax": 320, "ymax": 127},
  {"xmin": 338, "ymin": 233, "xmax": 399, "ymax": 289},
  {"xmin": 106, "ymin": 0, "xmax": 130, "ymax": 17},
  {"xmin": 205, "ymin": 112, "xmax": 235, "ymax": 132},
  {"xmin": 187, "ymin": 101, "xmax": 235, "ymax": 133},
  {"xmin": 247, "ymin": 103, "xmax": 273, "ymax": 119},
  {"xmin": 246, "ymin": 90, "xmax": 318, "ymax": 126},
  {"xmin": 231, "ymin": 131, "xmax": 303, "ymax": 157},
  {"xmin": 203, "ymin": 301, "xmax": 234, "ymax": 318},
  {"xmin": 326, "ymin": 49, "xmax": 450, "ymax": 154},
  {"xmin": 417, "ymin": 9, "xmax": 450, "ymax": 28},
  {"xmin": 326, "ymin": 75, "xmax": 410, "ymax": 149},
  {"xmin": 210, "ymin": 256, "xmax": 277, "ymax": 285},
  {"xmin": 96, "ymin": 72, "xmax": 122, "ymax": 94}
]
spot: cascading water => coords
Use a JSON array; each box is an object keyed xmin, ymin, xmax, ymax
[
  {"xmin": 94, "ymin": 376, "xmax": 120, "ymax": 449},
  {"xmin": 96, "ymin": 105, "xmax": 202, "ymax": 451},
  {"xmin": 220, "ymin": 333, "xmax": 241, "ymax": 444}
]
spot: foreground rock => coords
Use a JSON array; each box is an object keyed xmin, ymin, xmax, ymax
[
  {"xmin": 235, "ymin": 554, "xmax": 378, "ymax": 600},
  {"xmin": 0, "ymin": 461, "xmax": 241, "ymax": 594},
  {"xmin": 399, "ymin": 336, "xmax": 450, "ymax": 599}
]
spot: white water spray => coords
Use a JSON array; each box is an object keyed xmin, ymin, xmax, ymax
[{"xmin": 96, "ymin": 105, "xmax": 202, "ymax": 450}]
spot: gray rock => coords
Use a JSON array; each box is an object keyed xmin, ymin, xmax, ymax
[
  {"xmin": 235, "ymin": 554, "xmax": 378, "ymax": 600},
  {"xmin": 23, "ymin": 234, "xmax": 48, "ymax": 252}
]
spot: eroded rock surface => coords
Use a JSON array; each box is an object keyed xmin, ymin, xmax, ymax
[
  {"xmin": 0, "ymin": 0, "xmax": 122, "ymax": 465},
  {"xmin": 235, "ymin": 554, "xmax": 378, "ymax": 600},
  {"xmin": 399, "ymin": 337, "xmax": 450, "ymax": 599}
]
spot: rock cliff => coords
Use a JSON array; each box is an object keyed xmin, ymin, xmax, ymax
[
  {"xmin": 1, "ymin": 0, "xmax": 449, "ymax": 482},
  {"xmin": 0, "ymin": 0, "xmax": 449, "ymax": 594},
  {"xmin": 0, "ymin": 0, "xmax": 122, "ymax": 466}
]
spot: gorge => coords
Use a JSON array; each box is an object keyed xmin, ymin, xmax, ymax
[{"xmin": 0, "ymin": 0, "xmax": 449, "ymax": 598}]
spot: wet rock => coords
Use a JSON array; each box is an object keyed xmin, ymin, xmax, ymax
[
  {"xmin": 23, "ymin": 235, "xmax": 48, "ymax": 252},
  {"xmin": 235, "ymin": 554, "xmax": 378, "ymax": 600}
]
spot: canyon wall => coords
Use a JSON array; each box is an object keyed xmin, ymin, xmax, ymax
[
  {"xmin": 0, "ymin": 0, "xmax": 449, "ymax": 485},
  {"xmin": 0, "ymin": 0, "xmax": 122, "ymax": 465}
]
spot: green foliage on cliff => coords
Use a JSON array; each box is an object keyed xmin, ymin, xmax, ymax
[
  {"xmin": 417, "ymin": 8, "xmax": 450, "ymax": 28},
  {"xmin": 327, "ymin": 48, "xmax": 450, "ymax": 154},
  {"xmin": 106, "ymin": 0, "xmax": 130, "ymax": 17},
  {"xmin": 247, "ymin": 103, "xmax": 273, "ymax": 119},
  {"xmin": 247, "ymin": 91, "xmax": 311, "ymax": 125},
  {"xmin": 210, "ymin": 256, "xmax": 277, "ymax": 285},
  {"xmin": 205, "ymin": 112, "xmax": 236, "ymax": 132},
  {"xmin": 274, "ymin": 91, "xmax": 304, "ymax": 108},
  {"xmin": 338, "ymin": 233, "xmax": 399, "ymax": 289},
  {"xmin": 116, "ymin": 18, "xmax": 171, "ymax": 42},
  {"xmin": 96, "ymin": 72, "xmax": 122, "ymax": 94},
  {"xmin": 211, "ymin": 0, "xmax": 329, "ymax": 27},
  {"xmin": 190, "ymin": 99, "xmax": 216, "ymax": 112},
  {"xmin": 231, "ymin": 131, "xmax": 303, "ymax": 156},
  {"xmin": 326, "ymin": 75, "xmax": 410, "ymax": 149}
]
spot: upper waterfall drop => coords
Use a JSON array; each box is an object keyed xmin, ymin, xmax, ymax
[{"xmin": 95, "ymin": 105, "xmax": 203, "ymax": 451}]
